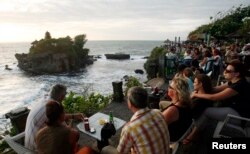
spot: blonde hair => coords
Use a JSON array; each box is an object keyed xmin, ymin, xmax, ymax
[{"xmin": 172, "ymin": 77, "xmax": 191, "ymax": 106}]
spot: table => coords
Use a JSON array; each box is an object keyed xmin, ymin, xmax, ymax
[{"xmin": 77, "ymin": 112, "xmax": 126, "ymax": 141}]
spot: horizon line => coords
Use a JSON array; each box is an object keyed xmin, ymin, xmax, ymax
[
  {"xmin": 0, "ymin": 40, "xmax": 170, "ymax": 44},
  {"xmin": 0, "ymin": 39, "xmax": 189, "ymax": 44}
]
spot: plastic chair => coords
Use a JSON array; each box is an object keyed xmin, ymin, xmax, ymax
[
  {"xmin": 4, "ymin": 132, "xmax": 35, "ymax": 154},
  {"xmin": 170, "ymin": 119, "xmax": 195, "ymax": 154},
  {"xmin": 213, "ymin": 114, "xmax": 250, "ymax": 138}
]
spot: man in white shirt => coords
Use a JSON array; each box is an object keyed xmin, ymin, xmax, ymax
[{"xmin": 24, "ymin": 84, "xmax": 84, "ymax": 151}]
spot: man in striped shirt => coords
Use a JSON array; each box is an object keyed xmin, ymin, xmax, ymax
[{"xmin": 102, "ymin": 86, "xmax": 170, "ymax": 154}]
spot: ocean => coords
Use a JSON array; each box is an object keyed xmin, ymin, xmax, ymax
[{"xmin": 0, "ymin": 40, "xmax": 163, "ymax": 130}]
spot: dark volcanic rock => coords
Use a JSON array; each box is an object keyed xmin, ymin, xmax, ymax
[
  {"xmin": 105, "ymin": 54, "xmax": 130, "ymax": 60},
  {"xmin": 134, "ymin": 69, "xmax": 144, "ymax": 74},
  {"xmin": 15, "ymin": 52, "xmax": 94, "ymax": 74},
  {"xmin": 5, "ymin": 65, "xmax": 12, "ymax": 70}
]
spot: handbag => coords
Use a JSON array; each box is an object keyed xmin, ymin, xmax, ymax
[{"xmin": 97, "ymin": 122, "xmax": 116, "ymax": 150}]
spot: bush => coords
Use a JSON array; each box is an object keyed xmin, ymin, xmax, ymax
[
  {"xmin": 63, "ymin": 92, "xmax": 111, "ymax": 116},
  {"xmin": 144, "ymin": 46, "xmax": 166, "ymax": 79},
  {"xmin": 124, "ymin": 76, "xmax": 143, "ymax": 96},
  {"xmin": 29, "ymin": 32, "xmax": 89, "ymax": 68},
  {"xmin": 0, "ymin": 125, "xmax": 18, "ymax": 153},
  {"xmin": 0, "ymin": 140, "xmax": 9, "ymax": 153}
]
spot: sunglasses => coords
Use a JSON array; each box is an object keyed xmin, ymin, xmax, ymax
[{"xmin": 224, "ymin": 69, "xmax": 235, "ymax": 74}]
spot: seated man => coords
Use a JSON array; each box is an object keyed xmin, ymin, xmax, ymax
[
  {"xmin": 102, "ymin": 86, "xmax": 170, "ymax": 154},
  {"xmin": 25, "ymin": 84, "xmax": 84, "ymax": 151}
]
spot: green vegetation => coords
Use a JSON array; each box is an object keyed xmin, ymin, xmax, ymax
[
  {"xmin": 144, "ymin": 46, "xmax": 165, "ymax": 79},
  {"xmin": 0, "ymin": 126, "xmax": 18, "ymax": 153},
  {"xmin": 188, "ymin": 5, "xmax": 250, "ymax": 42},
  {"xmin": 63, "ymin": 92, "xmax": 111, "ymax": 116},
  {"xmin": 0, "ymin": 140, "xmax": 9, "ymax": 153},
  {"xmin": 124, "ymin": 76, "xmax": 143, "ymax": 96},
  {"xmin": 30, "ymin": 32, "xmax": 88, "ymax": 55},
  {"xmin": 29, "ymin": 32, "xmax": 90, "ymax": 70}
]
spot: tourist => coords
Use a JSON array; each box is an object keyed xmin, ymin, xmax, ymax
[
  {"xmin": 191, "ymin": 48, "xmax": 201, "ymax": 69},
  {"xmin": 162, "ymin": 77, "xmax": 192, "ymax": 142},
  {"xmin": 187, "ymin": 59, "xmax": 250, "ymax": 141},
  {"xmin": 191, "ymin": 48, "xmax": 204, "ymax": 77},
  {"xmin": 212, "ymin": 48, "xmax": 222, "ymax": 79},
  {"xmin": 174, "ymin": 64, "xmax": 187, "ymax": 78},
  {"xmin": 25, "ymin": 84, "xmax": 84, "ymax": 151},
  {"xmin": 199, "ymin": 49, "xmax": 214, "ymax": 74},
  {"xmin": 183, "ymin": 49, "xmax": 193, "ymax": 67},
  {"xmin": 102, "ymin": 86, "xmax": 170, "ymax": 154},
  {"xmin": 36, "ymin": 101, "xmax": 79, "ymax": 154},
  {"xmin": 183, "ymin": 67, "xmax": 194, "ymax": 93},
  {"xmin": 36, "ymin": 101, "xmax": 95, "ymax": 154},
  {"xmin": 183, "ymin": 74, "xmax": 213, "ymax": 144},
  {"xmin": 193, "ymin": 59, "xmax": 250, "ymax": 118},
  {"xmin": 225, "ymin": 44, "xmax": 238, "ymax": 63},
  {"xmin": 240, "ymin": 43, "xmax": 250, "ymax": 55},
  {"xmin": 191, "ymin": 74, "xmax": 213, "ymax": 120}
]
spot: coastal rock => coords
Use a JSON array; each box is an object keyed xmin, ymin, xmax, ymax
[
  {"xmin": 93, "ymin": 55, "xmax": 102, "ymax": 59},
  {"xmin": 134, "ymin": 69, "xmax": 144, "ymax": 74},
  {"xmin": 123, "ymin": 75, "xmax": 129, "ymax": 81},
  {"xmin": 5, "ymin": 65, "xmax": 12, "ymax": 70},
  {"xmin": 15, "ymin": 52, "xmax": 94, "ymax": 74},
  {"xmin": 105, "ymin": 54, "xmax": 130, "ymax": 60},
  {"xmin": 15, "ymin": 32, "xmax": 94, "ymax": 74}
]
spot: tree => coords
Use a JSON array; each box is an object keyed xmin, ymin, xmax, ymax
[
  {"xmin": 73, "ymin": 34, "xmax": 89, "ymax": 65},
  {"xmin": 188, "ymin": 5, "xmax": 250, "ymax": 40},
  {"xmin": 74, "ymin": 34, "xmax": 87, "ymax": 49},
  {"xmin": 144, "ymin": 46, "xmax": 165, "ymax": 79},
  {"xmin": 45, "ymin": 31, "xmax": 52, "ymax": 40}
]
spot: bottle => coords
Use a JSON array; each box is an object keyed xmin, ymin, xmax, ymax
[
  {"xmin": 154, "ymin": 87, "xmax": 159, "ymax": 95},
  {"xmin": 84, "ymin": 117, "xmax": 90, "ymax": 131},
  {"xmin": 109, "ymin": 111, "xmax": 114, "ymax": 124}
]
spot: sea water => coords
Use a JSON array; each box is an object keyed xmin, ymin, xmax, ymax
[{"xmin": 0, "ymin": 40, "xmax": 163, "ymax": 130}]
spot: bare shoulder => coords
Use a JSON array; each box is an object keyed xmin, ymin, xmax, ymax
[
  {"xmin": 162, "ymin": 106, "xmax": 179, "ymax": 124},
  {"xmin": 163, "ymin": 106, "xmax": 178, "ymax": 115}
]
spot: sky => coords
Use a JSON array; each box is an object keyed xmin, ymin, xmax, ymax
[{"xmin": 0, "ymin": 0, "xmax": 249, "ymax": 42}]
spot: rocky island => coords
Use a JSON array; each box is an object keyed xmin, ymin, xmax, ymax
[
  {"xmin": 15, "ymin": 32, "xmax": 94, "ymax": 74},
  {"xmin": 105, "ymin": 53, "xmax": 130, "ymax": 60}
]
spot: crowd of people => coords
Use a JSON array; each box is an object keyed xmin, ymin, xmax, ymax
[
  {"xmin": 22, "ymin": 41, "xmax": 250, "ymax": 154},
  {"xmin": 162, "ymin": 42, "xmax": 250, "ymax": 145}
]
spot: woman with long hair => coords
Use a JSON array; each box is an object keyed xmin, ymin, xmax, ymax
[
  {"xmin": 191, "ymin": 74, "xmax": 213, "ymax": 120},
  {"xmin": 193, "ymin": 59, "xmax": 250, "ymax": 119},
  {"xmin": 36, "ymin": 101, "xmax": 95, "ymax": 154},
  {"xmin": 162, "ymin": 77, "xmax": 192, "ymax": 142},
  {"xmin": 185, "ymin": 59, "xmax": 250, "ymax": 142},
  {"xmin": 183, "ymin": 74, "xmax": 213, "ymax": 144},
  {"xmin": 36, "ymin": 101, "xmax": 79, "ymax": 154}
]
